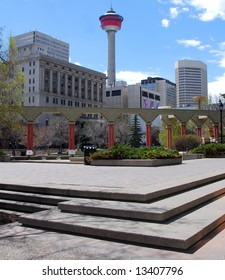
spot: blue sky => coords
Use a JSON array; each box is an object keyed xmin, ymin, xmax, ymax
[{"xmin": 1, "ymin": 0, "xmax": 225, "ymax": 100}]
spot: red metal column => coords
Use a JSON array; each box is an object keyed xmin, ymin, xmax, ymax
[
  {"xmin": 27, "ymin": 123, "xmax": 34, "ymax": 151},
  {"xmin": 68, "ymin": 123, "xmax": 75, "ymax": 151},
  {"xmin": 108, "ymin": 123, "xmax": 115, "ymax": 148},
  {"xmin": 181, "ymin": 124, "xmax": 186, "ymax": 136},
  {"xmin": 146, "ymin": 123, "xmax": 152, "ymax": 147},
  {"xmin": 197, "ymin": 127, "xmax": 202, "ymax": 138},
  {"xmin": 167, "ymin": 125, "xmax": 173, "ymax": 149},
  {"xmin": 213, "ymin": 124, "xmax": 219, "ymax": 142},
  {"xmin": 208, "ymin": 128, "xmax": 214, "ymax": 137}
]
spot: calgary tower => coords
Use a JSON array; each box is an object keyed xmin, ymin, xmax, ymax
[{"xmin": 99, "ymin": 8, "xmax": 123, "ymax": 87}]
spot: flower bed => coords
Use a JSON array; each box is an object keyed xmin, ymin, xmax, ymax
[{"xmin": 89, "ymin": 145, "xmax": 182, "ymax": 167}]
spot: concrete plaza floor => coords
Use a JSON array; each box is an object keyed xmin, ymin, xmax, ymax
[{"xmin": 0, "ymin": 158, "xmax": 225, "ymax": 260}]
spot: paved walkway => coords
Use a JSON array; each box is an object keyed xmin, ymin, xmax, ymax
[{"xmin": 0, "ymin": 159, "xmax": 225, "ymax": 259}]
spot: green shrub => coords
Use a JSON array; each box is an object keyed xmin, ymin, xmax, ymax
[
  {"xmin": 89, "ymin": 144, "xmax": 181, "ymax": 160},
  {"xmin": 174, "ymin": 135, "xmax": 201, "ymax": 151},
  {"xmin": 0, "ymin": 150, "xmax": 7, "ymax": 156},
  {"xmin": 192, "ymin": 143, "xmax": 225, "ymax": 157}
]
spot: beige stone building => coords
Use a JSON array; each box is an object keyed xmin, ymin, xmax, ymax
[{"xmin": 14, "ymin": 31, "xmax": 106, "ymax": 108}]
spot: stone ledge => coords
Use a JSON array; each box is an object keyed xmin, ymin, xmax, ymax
[
  {"xmin": 90, "ymin": 158, "xmax": 182, "ymax": 167},
  {"xmin": 0, "ymin": 156, "xmax": 11, "ymax": 162}
]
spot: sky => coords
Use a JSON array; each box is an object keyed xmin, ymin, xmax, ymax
[{"xmin": 1, "ymin": 0, "xmax": 225, "ymax": 100}]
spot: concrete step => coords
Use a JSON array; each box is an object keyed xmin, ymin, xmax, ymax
[
  {"xmin": 0, "ymin": 190, "xmax": 70, "ymax": 206},
  {"xmin": 0, "ymin": 199, "xmax": 55, "ymax": 213},
  {"xmin": 19, "ymin": 195, "xmax": 225, "ymax": 250},
  {"xmin": 1, "ymin": 172, "xmax": 225, "ymax": 202},
  {"xmin": 58, "ymin": 181, "xmax": 225, "ymax": 221},
  {"xmin": 0, "ymin": 209, "xmax": 26, "ymax": 222}
]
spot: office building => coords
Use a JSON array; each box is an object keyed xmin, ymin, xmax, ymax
[
  {"xmin": 14, "ymin": 31, "xmax": 106, "ymax": 108},
  {"xmin": 105, "ymin": 84, "xmax": 160, "ymax": 109},
  {"xmin": 141, "ymin": 77, "xmax": 176, "ymax": 107},
  {"xmin": 14, "ymin": 31, "xmax": 70, "ymax": 61},
  {"xmin": 175, "ymin": 60, "xmax": 208, "ymax": 108}
]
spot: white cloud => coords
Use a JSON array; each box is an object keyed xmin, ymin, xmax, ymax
[
  {"xmin": 189, "ymin": 0, "xmax": 225, "ymax": 21},
  {"xmin": 177, "ymin": 39, "xmax": 211, "ymax": 50},
  {"xmin": 74, "ymin": 61, "xmax": 81, "ymax": 66},
  {"xmin": 177, "ymin": 39, "xmax": 201, "ymax": 47},
  {"xmin": 161, "ymin": 18, "xmax": 170, "ymax": 28},
  {"xmin": 210, "ymin": 43, "xmax": 225, "ymax": 67},
  {"xmin": 167, "ymin": 0, "xmax": 225, "ymax": 21},
  {"xmin": 171, "ymin": 0, "xmax": 185, "ymax": 4},
  {"xmin": 208, "ymin": 73, "xmax": 225, "ymax": 97},
  {"xmin": 170, "ymin": 7, "xmax": 179, "ymax": 18},
  {"xmin": 116, "ymin": 70, "xmax": 159, "ymax": 85}
]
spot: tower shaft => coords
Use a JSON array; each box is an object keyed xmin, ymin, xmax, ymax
[{"xmin": 107, "ymin": 31, "xmax": 116, "ymax": 87}]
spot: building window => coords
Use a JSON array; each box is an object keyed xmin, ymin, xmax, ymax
[
  {"xmin": 81, "ymin": 79, "xmax": 85, "ymax": 99},
  {"xmin": 46, "ymin": 96, "xmax": 49, "ymax": 103},
  {"xmin": 52, "ymin": 71, "xmax": 58, "ymax": 93},
  {"xmin": 99, "ymin": 83, "xmax": 103, "ymax": 102},
  {"xmin": 74, "ymin": 77, "xmax": 79, "ymax": 97},
  {"xmin": 94, "ymin": 82, "xmax": 98, "ymax": 101},
  {"xmin": 44, "ymin": 69, "xmax": 50, "ymax": 92},
  {"xmin": 112, "ymin": 90, "xmax": 121, "ymax": 96},
  {"xmin": 53, "ymin": 97, "xmax": 58, "ymax": 105},
  {"xmin": 87, "ymin": 80, "xmax": 92, "ymax": 100},
  {"xmin": 68, "ymin": 75, "xmax": 72, "ymax": 96},
  {"xmin": 60, "ymin": 73, "xmax": 65, "ymax": 95},
  {"xmin": 61, "ymin": 99, "xmax": 66, "ymax": 105}
]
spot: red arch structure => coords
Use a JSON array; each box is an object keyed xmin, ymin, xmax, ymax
[{"xmin": 22, "ymin": 106, "xmax": 223, "ymax": 153}]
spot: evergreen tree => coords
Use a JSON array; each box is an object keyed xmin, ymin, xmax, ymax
[{"xmin": 129, "ymin": 115, "xmax": 143, "ymax": 147}]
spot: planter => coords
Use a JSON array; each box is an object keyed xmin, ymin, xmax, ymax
[
  {"xmin": 0, "ymin": 156, "xmax": 11, "ymax": 162},
  {"xmin": 90, "ymin": 157, "xmax": 182, "ymax": 167},
  {"xmin": 182, "ymin": 153, "xmax": 204, "ymax": 160}
]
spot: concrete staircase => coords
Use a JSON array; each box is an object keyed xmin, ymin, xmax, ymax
[
  {"xmin": 0, "ymin": 179, "xmax": 225, "ymax": 251},
  {"xmin": 0, "ymin": 185, "xmax": 70, "ymax": 222}
]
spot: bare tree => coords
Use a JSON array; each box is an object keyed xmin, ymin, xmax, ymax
[
  {"xmin": 115, "ymin": 115, "xmax": 132, "ymax": 144},
  {"xmin": 81, "ymin": 120, "xmax": 107, "ymax": 147}
]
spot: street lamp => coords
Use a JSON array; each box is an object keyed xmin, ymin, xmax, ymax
[{"xmin": 218, "ymin": 99, "xmax": 223, "ymax": 144}]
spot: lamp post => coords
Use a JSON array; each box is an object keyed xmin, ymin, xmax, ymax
[{"xmin": 219, "ymin": 99, "xmax": 223, "ymax": 144}]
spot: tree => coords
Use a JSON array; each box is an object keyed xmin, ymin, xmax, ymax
[
  {"xmin": 192, "ymin": 96, "xmax": 207, "ymax": 109},
  {"xmin": 0, "ymin": 34, "xmax": 25, "ymax": 148},
  {"xmin": 115, "ymin": 115, "xmax": 132, "ymax": 145},
  {"xmin": 80, "ymin": 120, "xmax": 107, "ymax": 148},
  {"xmin": 50, "ymin": 116, "xmax": 68, "ymax": 152},
  {"xmin": 129, "ymin": 115, "xmax": 143, "ymax": 148}
]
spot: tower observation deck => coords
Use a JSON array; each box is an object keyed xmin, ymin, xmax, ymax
[{"xmin": 99, "ymin": 8, "xmax": 123, "ymax": 87}]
